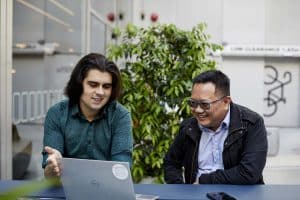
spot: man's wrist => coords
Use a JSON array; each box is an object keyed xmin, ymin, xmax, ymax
[{"xmin": 198, "ymin": 174, "xmax": 212, "ymax": 184}]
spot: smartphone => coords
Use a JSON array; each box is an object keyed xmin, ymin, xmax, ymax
[
  {"xmin": 136, "ymin": 194, "xmax": 159, "ymax": 200},
  {"xmin": 206, "ymin": 192, "xmax": 236, "ymax": 200}
]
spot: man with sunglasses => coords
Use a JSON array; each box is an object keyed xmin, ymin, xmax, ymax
[{"xmin": 164, "ymin": 70, "xmax": 267, "ymax": 184}]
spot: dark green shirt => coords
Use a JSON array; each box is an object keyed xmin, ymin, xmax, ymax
[{"xmin": 42, "ymin": 100, "xmax": 133, "ymax": 168}]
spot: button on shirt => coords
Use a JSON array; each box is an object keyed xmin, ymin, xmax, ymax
[
  {"xmin": 42, "ymin": 100, "xmax": 133, "ymax": 168},
  {"xmin": 197, "ymin": 109, "xmax": 230, "ymax": 178}
]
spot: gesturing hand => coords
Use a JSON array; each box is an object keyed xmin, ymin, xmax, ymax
[{"xmin": 44, "ymin": 146, "xmax": 63, "ymax": 178}]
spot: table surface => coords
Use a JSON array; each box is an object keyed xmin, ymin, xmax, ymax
[{"xmin": 0, "ymin": 180, "xmax": 300, "ymax": 200}]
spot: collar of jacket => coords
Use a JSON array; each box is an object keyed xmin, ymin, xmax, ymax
[
  {"xmin": 228, "ymin": 102, "xmax": 244, "ymax": 133},
  {"xmin": 225, "ymin": 102, "xmax": 259, "ymax": 147},
  {"xmin": 185, "ymin": 102, "xmax": 255, "ymax": 144},
  {"xmin": 185, "ymin": 117, "xmax": 201, "ymax": 143}
]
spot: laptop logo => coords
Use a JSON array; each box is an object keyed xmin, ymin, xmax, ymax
[
  {"xmin": 90, "ymin": 179, "xmax": 100, "ymax": 187},
  {"xmin": 112, "ymin": 164, "xmax": 129, "ymax": 180}
]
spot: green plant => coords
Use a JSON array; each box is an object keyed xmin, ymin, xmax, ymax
[{"xmin": 107, "ymin": 23, "xmax": 222, "ymax": 183}]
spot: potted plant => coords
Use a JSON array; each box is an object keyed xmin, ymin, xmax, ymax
[{"xmin": 107, "ymin": 23, "xmax": 222, "ymax": 183}]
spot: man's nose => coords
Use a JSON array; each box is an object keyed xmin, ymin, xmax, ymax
[{"xmin": 95, "ymin": 86, "xmax": 104, "ymax": 94}]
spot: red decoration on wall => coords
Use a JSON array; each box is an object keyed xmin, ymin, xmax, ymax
[
  {"xmin": 107, "ymin": 12, "xmax": 115, "ymax": 22},
  {"xmin": 150, "ymin": 13, "xmax": 159, "ymax": 22}
]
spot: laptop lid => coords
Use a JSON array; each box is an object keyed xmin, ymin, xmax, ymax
[{"xmin": 61, "ymin": 158, "xmax": 136, "ymax": 200}]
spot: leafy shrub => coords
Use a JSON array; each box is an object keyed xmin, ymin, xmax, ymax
[{"xmin": 107, "ymin": 23, "xmax": 222, "ymax": 183}]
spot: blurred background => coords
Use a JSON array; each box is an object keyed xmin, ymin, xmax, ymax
[{"xmin": 0, "ymin": 0, "xmax": 299, "ymax": 184}]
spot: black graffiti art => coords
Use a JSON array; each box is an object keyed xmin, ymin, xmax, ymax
[{"xmin": 264, "ymin": 65, "xmax": 292, "ymax": 117}]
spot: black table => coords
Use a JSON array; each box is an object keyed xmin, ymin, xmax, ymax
[{"xmin": 0, "ymin": 180, "xmax": 300, "ymax": 200}]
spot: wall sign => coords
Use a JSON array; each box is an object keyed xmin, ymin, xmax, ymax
[{"xmin": 221, "ymin": 45, "xmax": 300, "ymax": 57}]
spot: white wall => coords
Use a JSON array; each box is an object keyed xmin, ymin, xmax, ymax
[
  {"xmin": 265, "ymin": 0, "xmax": 300, "ymax": 45},
  {"xmin": 219, "ymin": 57, "xmax": 265, "ymax": 114},
  {"xmin": 175, "ymin": 0, "xmax": 222, "ymax": 44},
  {"xmin": 222, "ymin": 0, "xmax": 266, "ymax": 45},
  {"xmin": 133, "ymin": 0, "xmax": 221, "ymax": 43}
]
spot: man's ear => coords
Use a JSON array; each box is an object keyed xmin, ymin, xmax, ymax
[{"xmin": 223, "ymin": 96, "xmax": 232, "ymax": 108}]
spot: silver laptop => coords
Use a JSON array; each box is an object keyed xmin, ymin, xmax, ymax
[{"xmin": 60, "ymin": 158, "xmax": 158, "ymax": 200}]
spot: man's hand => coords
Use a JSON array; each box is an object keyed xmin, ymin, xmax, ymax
[
  {"xmin": 193, "ymin": 177, "xmax": 199, "ymax": 184},
  {"xmin": 44, "ymin": 146, "xmax": 62, "ymax": 178}
]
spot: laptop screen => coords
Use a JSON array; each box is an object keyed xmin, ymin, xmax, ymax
[{"xmin": 61, "ymin": 158, "xmax": 136, "ymax": 200}]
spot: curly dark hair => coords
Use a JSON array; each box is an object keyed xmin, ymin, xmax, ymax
[{"xmin": 64, "ymin": 53, "xmax": 122, "ymax": 104}]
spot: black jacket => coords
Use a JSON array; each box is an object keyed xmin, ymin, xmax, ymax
[{"xmin": 164, "ymin": 103, "xmax": 268, "ymax": 184}]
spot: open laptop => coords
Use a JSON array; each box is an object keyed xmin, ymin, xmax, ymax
[{"xmin": 60, "ymin": 158, "xmax": 159, "ymax": 200}]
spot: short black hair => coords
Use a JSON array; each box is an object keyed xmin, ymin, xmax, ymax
[
  {"xmin": 192, "ymin": 70, "xmax": 230, "ymax": 96},
  {"xmin": 64, "ymin": 53, "xmax": 122, "ymax": 104}
]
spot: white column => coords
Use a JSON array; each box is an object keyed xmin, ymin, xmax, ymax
[
  {"xmin": 86, "ymin": 0, "xmax": 92, "ymax": 54},
  {"xmin": 0, "ymin": 0, "xmax": 13, "ymax": 179},
  {"xmin": 81, "ymin": 0, "xmax": 89, "ymax": 54}
]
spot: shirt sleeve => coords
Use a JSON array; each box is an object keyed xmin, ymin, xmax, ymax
[
  {"xmin": 42, "ymin": 105, "xmax": 65, "ymax": 168},
  {"xmin": 110, "ymin": 108, "xmax": 133, "ymax": 166}
]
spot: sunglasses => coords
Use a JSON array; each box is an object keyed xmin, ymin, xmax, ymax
[{"xmin": 187, "ymin": 96, "xmax": 225, "ymax": 110}]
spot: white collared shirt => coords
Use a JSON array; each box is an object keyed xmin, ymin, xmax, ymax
[{"xmin": 197, "ymin": 108, "xmax": 230, "ymax": 178}]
